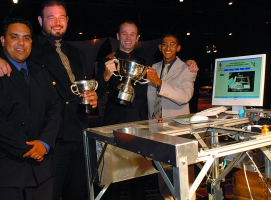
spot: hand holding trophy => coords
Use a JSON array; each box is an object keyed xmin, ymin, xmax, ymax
[{"xmin": 71, "ymin": 79, "xmax": 98, "ymax": 114}]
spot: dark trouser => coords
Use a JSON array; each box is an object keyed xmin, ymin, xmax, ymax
[
  {"xmin": 52, "ymin": 140, "xmax": 88, "ymax": 200},
  {"xmin": 0, "ymin": 177, "xmax": 53, "ymax": 200}
]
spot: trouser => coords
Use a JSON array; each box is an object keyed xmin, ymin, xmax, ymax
[
  {"xmin": 52, "ymin": 140, "xmax": 88, "ymax": 200},
  {"xmin": 0, "ymin": 177, "xmax": 53, "ymax": 200}
]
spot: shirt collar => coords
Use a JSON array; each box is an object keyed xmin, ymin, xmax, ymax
[
  {"xmin": 163, "ymin": 57, "xmax": 177, "ymax": 68},
  {"xmin": 6, "ymin": 55, "xmax": 28, "ymax": 74}
]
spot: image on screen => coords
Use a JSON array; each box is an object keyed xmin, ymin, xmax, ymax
[
  {"xmin": 212, "ymin": 54, "xmax": 266, "ymax": 109},
  {"xmin": 227, "ymin": 71, "xmax": 254, "ymax": 92}
]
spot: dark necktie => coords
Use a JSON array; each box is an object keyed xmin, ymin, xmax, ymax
[
  {"xmin": 126, "ymin": 53, "xmax": 132, "ymax": 61},
  {"xmin": 20, "ymin": 68, "xmax": 30, "ymax": 85}
]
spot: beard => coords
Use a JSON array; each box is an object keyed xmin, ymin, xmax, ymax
[{"xmin": 42, "ymin": 25, "xmax": 67, "ymax": 40}]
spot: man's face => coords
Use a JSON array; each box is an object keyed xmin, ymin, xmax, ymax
[
  {"xmin": 116, "ymin": 23, "xmax": 140, "ymax": 53},
  {"xmin": 158, "ymin": 36, "xmax": 181, "ymax": 63},
  {"xmin": 0, "ymin": 23, "xmax": 32, "ymax": 66},
  {"xmin": 38, "ymin": 5, "xmax": 69, "ymax": 41}
]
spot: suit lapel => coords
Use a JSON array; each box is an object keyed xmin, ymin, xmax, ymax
[
  {"xmin": 65, "ymin": 44, "xmax": 85, "ymax": 79},
  {"xmin": 33, "ymin": 38, "xmax": 77, "ymax": 101},
  {"xmin": 39, "ymin": 41, "xmax": 71, "ymax": 84},
  {"xmin": 154, "ymin": 61, "xmax": 163, "ymax": 78},
  {"xmin": 164, "ymin": 57, "xmax": 182, "ymax": 81}
]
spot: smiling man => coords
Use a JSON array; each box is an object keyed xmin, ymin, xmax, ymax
[
  {"xmin": 147, "ymin": 34, "xmax": 197, "ymax": 200},
  {"xmin": 96, "ymin": 20, "xmax": 154, "ymax": 200},
  {"xmin": 0, "ymin": 1, "xmax": 98, "ymax": 200},
  {"xmin": 0, "ymin": 17, "xmax": 61, "ymax": 200},
  {"xmin": 147, "ymin": 34, "xmax": 197, "ymax": 119}
]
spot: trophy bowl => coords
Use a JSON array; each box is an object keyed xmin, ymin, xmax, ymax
[
  {"xmin": 119, "ymin": 59, "xmax": 147, "ymax": 80},
  {"xmin": 71, "ymin": 79, "xmax": 98, "ymax": 113},
  {"xmin": 111, "ymin": 59, "xmax": 149, "ymax": 105}
]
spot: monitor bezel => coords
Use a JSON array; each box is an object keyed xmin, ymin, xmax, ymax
[{"xmin": 211, "ymin": 54, "xmax": 266, "ymax": 107}]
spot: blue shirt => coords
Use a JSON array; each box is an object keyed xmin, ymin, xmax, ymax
[{"xmin": 7, "ymin": 56, "xmax": 28, "ymax": 74}]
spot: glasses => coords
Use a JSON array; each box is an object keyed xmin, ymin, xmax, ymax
[{"xmin": 161, "ymin": 42, "xmax": 177, "ymax": 48}]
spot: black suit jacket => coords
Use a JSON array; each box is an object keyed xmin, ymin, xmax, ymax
[
  {"xmin": 28, "ymin": 33, "xmax": 91, "ymax": 141},
  {"xmin": 0, "ymin": 57, "xmax": 61, "ymax": 187}
]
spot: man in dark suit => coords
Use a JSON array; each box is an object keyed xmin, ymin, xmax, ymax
[
  {"xmin": 0, "ymin": 1, "xmax": 98, "ymax": 200},
  {"xmin": 0, "ymin": 17, "xmax": 61, "ymax": 200},
  {"xmin": 97, "ymin": 21, "xmax": 154, "ymax": 126}
]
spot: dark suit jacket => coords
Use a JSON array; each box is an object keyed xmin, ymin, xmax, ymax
[
  {"xmin": 28, "ymin": 33, "xmax": 91, "ymax": 141},
  {"xmin": 96, "ymin": 48, "xmax": 154, "ymax": 125},
  {"xmin": 0, "ymin": 57, "xmax": 61, "ymax": 187}
]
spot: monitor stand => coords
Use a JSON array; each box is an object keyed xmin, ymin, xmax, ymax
[{"xmin": 232, "ymin": 106, "xmax": 245, "ymax": 111}]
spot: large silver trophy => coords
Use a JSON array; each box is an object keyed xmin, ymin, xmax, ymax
[
  {"xmin": 111, "ymin": 59, "xmax": 149, "ymax": 105},
  {"xmin": 71, "ymin": 79, "xmax": 98, "ymax": 114}
]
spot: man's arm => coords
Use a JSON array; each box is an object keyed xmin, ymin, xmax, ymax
[{"xmin": 96, "ymin": 56, "xmax": 118, "ymax": 98}]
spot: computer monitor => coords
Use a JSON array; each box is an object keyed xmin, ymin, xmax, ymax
[{"xmin": 212, "ymin": 54, "xmax": 266, "ymax": 111}]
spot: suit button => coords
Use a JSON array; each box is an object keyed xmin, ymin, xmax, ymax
[
  {"xmin": 21, "ymin": 123, "xmax": 25, "ymax": 127},
  {"xmin": 52, "ymin": 81, "xmax": 56, "ymax": 85},
  {"xmin": 66, "ymin": 101, "xmax": 69, "ymax": 104}
]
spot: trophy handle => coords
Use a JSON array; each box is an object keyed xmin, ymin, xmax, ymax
[
  {"xmin": 94, "ymin": 81, "xmax": 98, "ymax": 91},
  {"xmin": 112, "ymin": 72, "xmax": 123, "ymax": 81},
  {"xmin": 70, "ymin": 83, "xmax": 80, "ymax": 95},
  {"xmin": 134, "ymin": 78, "xmax": 150, "ymax": 85},
  {"xmin": 112, "ymin": 58, "xmax": 123, "ymax": 81}
]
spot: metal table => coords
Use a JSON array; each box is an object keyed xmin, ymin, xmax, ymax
[{"xmin": 83, "ymin": 114, "xmax": 271, "ymax": 200}]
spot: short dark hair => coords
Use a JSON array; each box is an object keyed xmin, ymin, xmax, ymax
[
  {"xmin": 40, "ymin": 0, "xmax": 67, "ymax": 18},
  {"xmin": 160, "ymin": 34, "xmax": 180, "ymax": 45},
  {"xmin": 118, "ymin": 20, "xmax": 139, "ymax": 35},
  {"xmin": 2, "ymin": 17, "xmax": 33, "ymax": 37}
]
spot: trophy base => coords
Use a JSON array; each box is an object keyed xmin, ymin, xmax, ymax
[
  {"xmin": 77, "ymin": 104, "xmax": 98, "ymax": 116},
  {"xmin": 110, "ymin": 88, "xmax": 134, "ymax": 105},
  {"xmin": 116, "ymin": 99, "xmax": 132, "ymax": 105},
  {"xmin": 118, "ymin": 91, "xmax": 134, "ymax": 104}
]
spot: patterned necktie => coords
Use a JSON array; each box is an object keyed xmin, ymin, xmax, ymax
[
  {"xmin": 20, "ymin": 68, "xmax": 30, "ymax": 85},
  {"xmin": 153, "ymin": 64, "xmax": 170, "ymax": 118},
  {"xmin": 55, "ymin": 42, "xmax": 75, "ymax": 83}
]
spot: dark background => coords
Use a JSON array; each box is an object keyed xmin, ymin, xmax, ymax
[{"xmin": 1, "ymin": 0, "xmax": 271, "ymax": 109}]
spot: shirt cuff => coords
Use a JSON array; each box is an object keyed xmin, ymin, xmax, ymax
[{"xmin": 39, "ymin": 140, "xmax": 50, "ymax": 154}]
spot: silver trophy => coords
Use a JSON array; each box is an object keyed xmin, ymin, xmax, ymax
[
  {"xmin": 111, "ymin": 59, "xmax": 149, "ymax": 105},
  {"xmin": 71, "ymin": 79, "xmax": 98, "ymax": 113}
]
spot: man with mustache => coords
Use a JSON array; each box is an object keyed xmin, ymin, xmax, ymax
[
  {"xmin": 0, "ymin": 1, "xmax": 98, "ymax": 200},
  {"xmin": 0, "ymin": 17, "xmax": 61, "ymax": 200}
]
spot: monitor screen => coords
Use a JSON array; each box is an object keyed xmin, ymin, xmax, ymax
[{"xmin": 212, "ymin": 54, "xmax": 266, "ymax": 110}]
